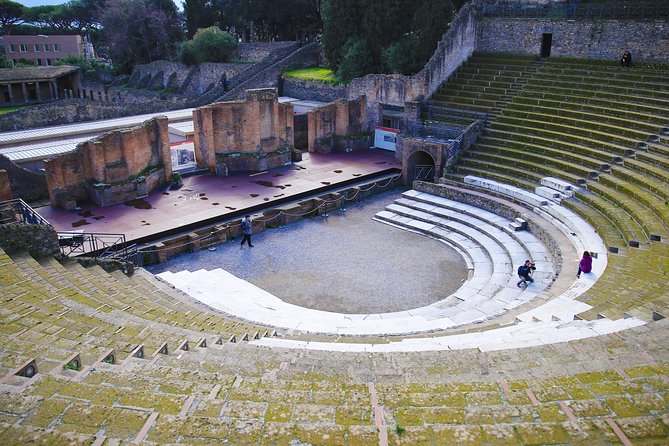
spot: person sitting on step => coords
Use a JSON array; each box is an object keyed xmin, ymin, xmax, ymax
[{"xmin": 577, "ymin": 251, "xmax": 592, "ymax": 278}]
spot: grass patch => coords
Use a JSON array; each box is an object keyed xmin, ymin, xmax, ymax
[
  {"xmin": 0, "ymin": 105, "xmax": 29, "ymax": 115},
  {"xmin": 283, "ymin": 67, "xmax": 343, "ymax": 85}
]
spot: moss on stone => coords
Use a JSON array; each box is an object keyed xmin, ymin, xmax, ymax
[
  {"xmin": 467, "ymin": 391, "xmax": 503, "ymax": 406},
  {"xmin": 606, "ymin": 396, "xmax": 644, "ymax": 418},
  {"xmin": 631, "ymin": 393, "xmax": 667, "ymax": 411},
  {"xmin": 432, "ymin": 425, "xmax": 485, "ymax": 445},
  {"xmin": 23, "ymin": 397, "xmax": 70, "ymax": 428},
  {"xmin": 625, "ymin": 365, "xmax": 660, "ymax": 378},
  {"xmin": 533, "ymin": 386, "xmax": 569, "ymax": 402},
  {"xmin": 588, "ymin": 381, "xmax": 623, "ymax": 396},
  {"xmin": 617, "ymin": 417, "xmax": 669, "ymax": 439},
  {"xmin": 335, "ymin": 404, "xmax": 371, "ymax": 426},
  {"xmin": 155, "ymin": 394, "xmax": 186, "ymax": 415},
  {"xmin": 293, "ymin": 424, "xmax": 347, "ymax": 446},
  {"xmin": 221, "ymin": 400, "xmax": 266, "ymax": 419},
  {"xmin": 536, "ymin": 403, "xmax": 568, "ymax": 422},
  {"xmin": 566, "ymin": 400, "xmax": 611, "ymax": 417},
  {"xmin": 101, "ymin": 408, "xmax": 149, "ymax": 438},
  {"xmin": 515, "ymin": 423, "xmax": 571, "ymax": 445},
  {"xmin": 423, "ymin": 407, "xmax": 466, "ymax": 424},
  {"xmin": 565, "ymin": 384, "xmax": 593, "ymax": 400},
  {"xmin": 346, "ymin": 425, "xmax": 378, "ymax": 446},
  {"xmin": 504, "ymin": 390, "xmax": 532, "ymax": 405},
  {"xmin": 117, "ymin": 392, "xmax": 161, "ymax": 409},
  {"xmin": 395, "ymin": 407, "xmax": 425, "ymax": 426}
]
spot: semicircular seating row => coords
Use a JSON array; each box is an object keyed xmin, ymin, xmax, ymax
[{"xmin": 158, "ymin": 183, "xmax": 646, "ymax": 352}]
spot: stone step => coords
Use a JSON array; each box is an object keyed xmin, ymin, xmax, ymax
[
  {"xmin": 540, "ymin": 176, "xmax": 579, "ymax": 196},
  {"xmin": 535, "ymin": 185, "xmax": 565, "ymax": 203}
]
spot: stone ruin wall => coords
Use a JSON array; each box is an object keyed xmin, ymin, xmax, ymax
[
  {"xmin": 477, "ymin": 18, "xmax": 669, "ymax": 62},
  {"xmin": 306, "ymin": 97, "xmax": 368, "ymax": 153},
  {"xmin": 44, "ymin": 117, "xmax": 171, "ymax": 209},
  {"xmin": 232, "ymin": 42, "xmax": 298, "ymax": 63},
  {"xmin": 192, "ymin": 88, "xmax": 294, "ymax": 175},
  {"xmin": 0, "ymin": 155, "xmax": 47, "ymax": 202}
]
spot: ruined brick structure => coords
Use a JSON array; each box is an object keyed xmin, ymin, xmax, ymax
[
  {"xmin": 192, "ymin": 88, "xmax": 294, "ymax": 175},
  {"xmin": 44, "ymin": 117, "xmax": 171, "ymax": 209},
  {"xmin": 307, "ymin": 97, "xmax": 369, "ymax": 153},
  {"xmin": 0, "ymin": 169, "xmax": 11, "ymax": 201}
]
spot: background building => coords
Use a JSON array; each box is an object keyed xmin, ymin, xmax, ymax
[{"xmin": 2, "ymin": 34, "xmax": 94, "ymax": 67}]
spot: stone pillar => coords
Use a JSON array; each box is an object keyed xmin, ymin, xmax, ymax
[
  {"xmin": 35, "ymin": 81, "xmax": 41, "ymax": 102},
  {"xmin": 0, "ymin": 170, "xmax": 12, "ymax": 201},
  {"xmin": 51, "ymin": 81, "xmax": 58, "ymax": 99},
  {"xmin": 21, "ymin": 83, "xmax": 28, "ymax": 103},
  {"xmin": 7, "ymin": 84, "xmax": 15, "ymax": 104}
]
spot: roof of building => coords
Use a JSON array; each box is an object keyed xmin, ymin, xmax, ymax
[{"xmin": 0, "ymin": 66, "xmax": 79, "ymax": 82}]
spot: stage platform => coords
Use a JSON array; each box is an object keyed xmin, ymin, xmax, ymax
[{"xmin": 36, "ymin": 150, "xmax": 401, "ymax": 246}]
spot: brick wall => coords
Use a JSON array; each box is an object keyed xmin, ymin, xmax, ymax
[
  {"xmin": 44, "ymin": 117, "xmax": 171, "ymax": 209},
  {"xmin": 306, "ymin": 97, "xmax": 367, "ymax": 152},
  {"xmin": 193, "ymin": 88, "xmax": 294, "ymax": 174}
]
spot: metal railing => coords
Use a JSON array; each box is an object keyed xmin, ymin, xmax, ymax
[
  {"xmin": 402, "ymin": 120, "xmax": 464, "ymax": 143},
  {"xmin": 0, "ymin": 199, "xmax": 51, "ymax": 226},
  {"xmin": 414, "ymin": 165, "xmax": 435, "ymax": 182},
  {"xmin": 57, "ymin": 231, "xmax": 130, "ymax": 260},
  {"xmin": 482, "ymin": 1, "xmax": 669, "ymax": 20}
]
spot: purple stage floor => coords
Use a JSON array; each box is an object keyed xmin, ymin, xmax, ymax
[{"xmin": 36, "ymin": 150, "xmax": 400, "ymax": 244}]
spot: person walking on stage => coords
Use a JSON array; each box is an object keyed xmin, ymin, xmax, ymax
[{"xmin": 240, "ymin": 215, "xmax": 254, "ymax": 248}]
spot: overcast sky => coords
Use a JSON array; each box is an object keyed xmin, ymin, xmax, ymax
[{"xmin": 18, "ymin": 0, "xmax": 69, "ymax": 6}]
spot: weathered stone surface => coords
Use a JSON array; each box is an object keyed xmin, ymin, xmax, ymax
[
  {"xmin": 0, "ymin": 222, "xmax": 59, "ymax": 258},
  {"xmin": 478, "ymin": 17, "xmax": 669, "ymax": 62}
]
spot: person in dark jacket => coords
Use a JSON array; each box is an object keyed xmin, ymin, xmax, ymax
[
  {"xmin": 620, "ymin": 51, "xmax": 632, "ymax": 67},
  {"xmin": 517, "ymin": 259, "xmax": 536, "ymax": 288},
  {"xmin": 577, "ymin": 251, "xmax": 592, "ymax": 278},
  {"xmin": 240, "ymin": 215, "xmax": 254, "ymax": 248}
]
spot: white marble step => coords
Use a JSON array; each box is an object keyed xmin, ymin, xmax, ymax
[
  {"xmin": 394, "ymin": 196, "xmax": 554, "ymax": 269},
  {"xmin": 394, "ymin": 198, "xmax": 537, "ymax": 264},
  {"xmin": 251, "ymin": 317, "xmax": 645, "ymax": 353},
  {"xmin": 464, "ymin": 175, "xmax": 550, "ymax": 207},
  {"xmin": 535, "ymin": 186, "xmax": 564, "ymax": 202},
  {"xmin": 401, "ymin": 191, "xmax": 553, "ymax": 264},
  {"xmin": 541, "ymin": 176, "xmax": 578, "ymax": 196},
  {"xmin": 374, "ymin": 211, "xmax": 549, "ymax": 322}
]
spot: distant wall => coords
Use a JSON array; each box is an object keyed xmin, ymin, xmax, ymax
[
  {"xmin": 0, "ymin": 99, "xmax": 182, "ymax": 132},
  {"xmin": 44, "ymin": 117, "xmax": 171, "ymax": 209},
  {"xmin": 232, "ymin": 42, "xmax": 298, "ymax": 63},
  {"xmin": 477, "ymin": 18, "xmax": 669, "ymax": 61},
  {"xmin": 283, "ymin": 78, "xmax": 346, "ymax": 103}
]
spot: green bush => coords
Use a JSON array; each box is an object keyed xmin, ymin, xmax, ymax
[
  {"xmin": 55, "ymin": 55, "xmax": 104, "ymax": 73},
  {"xmin": 178, "ymin": 26, "xmax": 237, "ymax": 66}
]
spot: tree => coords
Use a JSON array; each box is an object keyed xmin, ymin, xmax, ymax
[
  {"xmin": 178, "ymin": 26, "xmax": 236, "ymax": 65},
  {"xmin": 183, "ymin": 0, "xmax": 218, "ymax": 38},
  {"xmin": 99, "ymin": 0, "xmax": 181, "ymax": 72},
  {"xmin": 0, "ymin": 0, "xmax": 23, "ymax": 34},
  {"xmin": 322, "ymin": 0, "xmax": 454, "ymax": 80}
]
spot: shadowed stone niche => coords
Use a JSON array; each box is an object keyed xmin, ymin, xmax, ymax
[
  {"xmin": 44, "ymin": 117, "xmax": 172, "ymax": 209},
  {"xmin": 193, "ymin": 88, "xmax": 294, "ymax": 176}
]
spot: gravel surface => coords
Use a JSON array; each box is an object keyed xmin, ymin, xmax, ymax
[{"xmin": 148, "ymin": 190, "xmax": 468, "ymax": 313}]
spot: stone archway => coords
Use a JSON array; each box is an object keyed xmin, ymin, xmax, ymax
[{"xmin": 406, "ymin": 150, "xmax": 436, "ymax": 185}]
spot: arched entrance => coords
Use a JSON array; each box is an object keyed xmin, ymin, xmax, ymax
[{"xmin": 406, "ymin": 150, "xmax": 436, "ymax": 184}]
